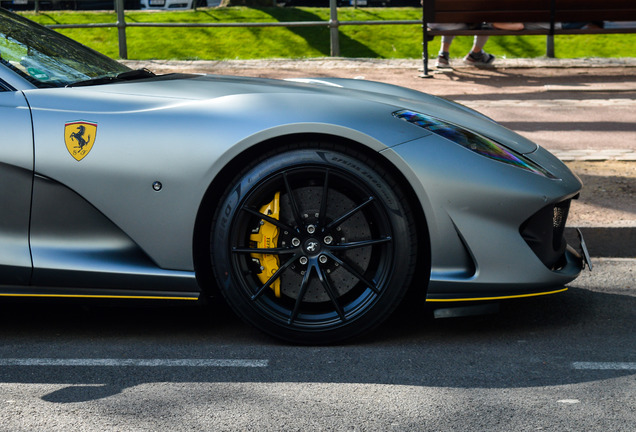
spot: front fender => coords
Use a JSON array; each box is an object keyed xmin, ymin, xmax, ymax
[{"xmin": 26, "ymin": 90, "xmax": 425, "ymax": 271}]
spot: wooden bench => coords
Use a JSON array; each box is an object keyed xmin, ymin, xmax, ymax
[{"xmin": 421, "ymin": 0, "xmax": 636, "ymax": 75}]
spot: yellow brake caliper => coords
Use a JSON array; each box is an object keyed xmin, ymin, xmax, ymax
[{"xmin": 250, "ymin": 192, "xmax": 281, "ymax": 297}]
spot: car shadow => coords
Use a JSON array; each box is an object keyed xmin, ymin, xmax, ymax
[{"xmin": 0, "ymin": 283, "xmax": 634, "ymax": 404}]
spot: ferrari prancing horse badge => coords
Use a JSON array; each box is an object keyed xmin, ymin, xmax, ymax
[{"xmin": 65, "ymin": 121, "xmax": 97, "ymax": 161}]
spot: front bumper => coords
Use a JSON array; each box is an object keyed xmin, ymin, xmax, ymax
[{"xmin": 382, "ymin": 137, "xmax": 587, "ymax": 302}]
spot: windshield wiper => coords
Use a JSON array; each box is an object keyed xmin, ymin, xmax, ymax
[{"xmin": 67, "ymin": 68, "xmax": 156, "ymax": 88}]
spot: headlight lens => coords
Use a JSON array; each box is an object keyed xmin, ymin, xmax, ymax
[{"xmin": 393, "ymin": 109, "xmax": 555, "ymax": 179}]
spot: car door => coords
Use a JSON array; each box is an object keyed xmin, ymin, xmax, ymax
[{"xmin": 0, "ymin": 89, "xmax": 34, "ymax": 285}]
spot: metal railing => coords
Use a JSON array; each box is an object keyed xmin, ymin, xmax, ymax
[{"xmin": 43, "ymin": 0, "xmax": 422, "ymax": 60}]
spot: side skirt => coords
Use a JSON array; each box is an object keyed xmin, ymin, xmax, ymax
[{"xmin": 0, "ymin": 286, "xmax": 200, "ymax": 301}]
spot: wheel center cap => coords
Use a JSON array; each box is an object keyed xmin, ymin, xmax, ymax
[{"xmin": 303, "ymin": 238, "xmax": 322, "ymax": 256}]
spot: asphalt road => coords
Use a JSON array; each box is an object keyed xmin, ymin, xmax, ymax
[{"xmin": 0, "ymin": 258, "xmax": 633, "ymax": 431}]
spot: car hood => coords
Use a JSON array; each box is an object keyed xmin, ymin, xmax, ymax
[
  {"xmin": 53, "ymin": 74, "xmax": 540, "ymax": 153},
  {"xmin": 108, "ymin": 74, "xmax": 540, "ymax": 154}
]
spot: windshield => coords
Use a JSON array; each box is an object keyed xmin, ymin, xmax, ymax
[{"xmin": 0, "ymin": 8, "xmax": 130, "ymax": 88}]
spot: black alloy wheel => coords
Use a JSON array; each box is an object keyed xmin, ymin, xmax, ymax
[{"xmin": 211, "ymin": 145, "xmax": 417, "ymax": 344}]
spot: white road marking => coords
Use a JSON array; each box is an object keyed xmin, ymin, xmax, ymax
[
  {"xmin": 0, "ymin": 358, "xmax": 268, "ymax": 367},
  {"xmin": 557, "ymin": 399, "xmax": 581, "ymax": 404},
  {"xmin": 572, "ymin": 362, "xmax": 636, "ymax": 370}
]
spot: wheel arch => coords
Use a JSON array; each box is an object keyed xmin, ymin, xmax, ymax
[{"xmin": 192, "ymin": 133, "xmax": 431, "ymax": 300}]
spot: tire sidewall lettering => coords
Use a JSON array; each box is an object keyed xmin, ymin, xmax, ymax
[{"xmin": 316, "ymin": 151, "xmax": 400, "ymax": 214}]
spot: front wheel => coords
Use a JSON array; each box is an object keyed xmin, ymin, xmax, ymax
[{"xmin": 210, "ymin": 145, "xmax": 417, "ymax": 344}]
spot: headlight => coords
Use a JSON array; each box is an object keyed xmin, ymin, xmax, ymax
[{"xmin": 393, "ymin": 109, "xmax": 555, "ymax": 179}]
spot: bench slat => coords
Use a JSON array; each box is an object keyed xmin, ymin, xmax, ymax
[{"xmin": 425, "ymin": 0, "xmax": 636, "ymax": 23}]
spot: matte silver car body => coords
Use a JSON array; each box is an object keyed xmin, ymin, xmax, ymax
[
  {"xmin": 0, "ymin": 8, "xmax": 587, "ymax": 343},
  {"xmin": 1, "ymin": 69, "xmax": 582, "ymax": 296}
]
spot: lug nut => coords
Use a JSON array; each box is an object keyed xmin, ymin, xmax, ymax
[
  {"xmin": 324, "ymin": 235, "xmax": 333, "ymax": 245},
  {"xmin": 307, "ymin": 225, "xmax": 316, "ymax": 234},
  {"xmin": 319, "ymin": 255, "xmax": 328, "ymax": 264},
  {"xmin": 292, "ymin": 238, "xmax": 301, "ymax": 247},
  {"xmin": 299, "ymin": 256, "xmax": 308, "ymax": 265}
]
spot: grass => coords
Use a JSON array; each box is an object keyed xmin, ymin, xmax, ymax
[{"xmin": 21, "ymin": 7, "xmax": 636, "ymax": 60}]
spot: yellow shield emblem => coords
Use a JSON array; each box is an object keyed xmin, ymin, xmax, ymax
[{"xmin": 64, "ymin": 121, "xmax": 97, "ymax": 161}]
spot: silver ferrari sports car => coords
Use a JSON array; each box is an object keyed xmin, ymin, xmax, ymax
[{"xmin": 0, "ymin": 8, "xmax": 589, "ymax": 343}]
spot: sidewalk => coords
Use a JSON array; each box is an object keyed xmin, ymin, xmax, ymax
[
  {"xmin": 123, "ymin": 57, "xmax": 636, "ymax": 257},
  {"xmin": 123, "ymin": 56, "xmax": 636, "ymax": 71}
]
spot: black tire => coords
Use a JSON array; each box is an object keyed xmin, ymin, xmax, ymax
[{"xmin": 210, "ymin": 144, "xmax": 417, "ymax": 344}]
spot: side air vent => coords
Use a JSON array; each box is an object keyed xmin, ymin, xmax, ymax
[{"xmin": 520, "ymin": 200, "xmax": 571, "ymax": 270}]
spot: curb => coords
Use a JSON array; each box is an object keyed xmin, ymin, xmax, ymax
[
  {"xmin": 438, "ymin": 57, "xmax": 636, "ymax": 69},
  {"xmin": 566, "ymin": 227, "xmax": 635, "ymax": 258},
  {"xmin": 553, "ymin": 150, "xmax": 636, "ymax": 162},
  {"xmin": 122, "ymin": 56, "xmax": 636, "ymax": 71}
]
